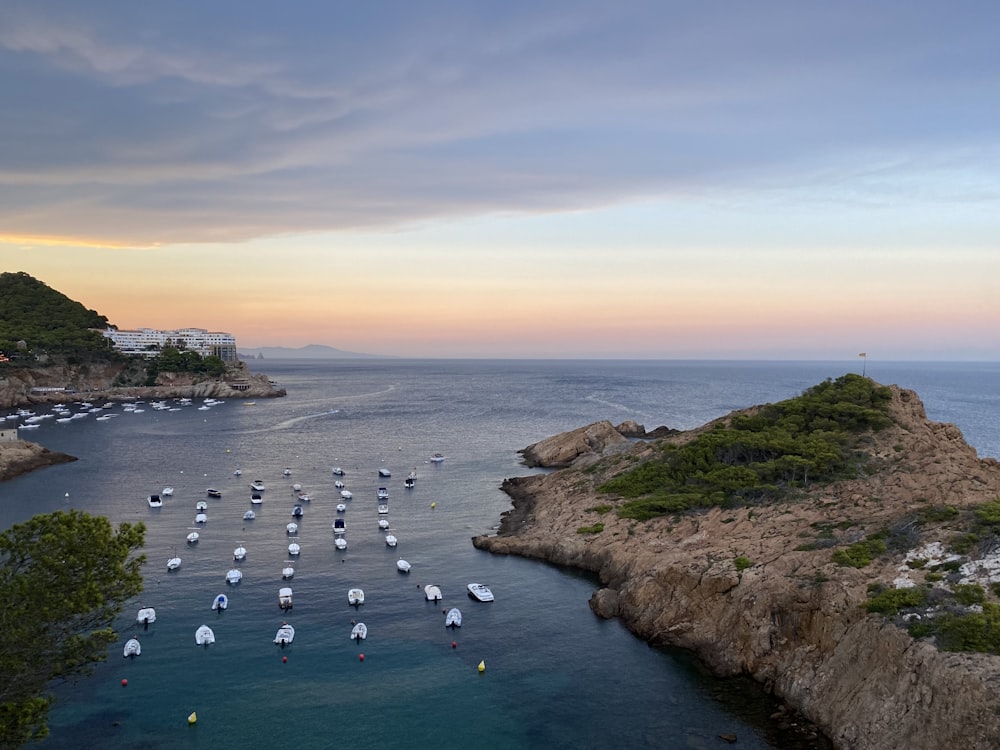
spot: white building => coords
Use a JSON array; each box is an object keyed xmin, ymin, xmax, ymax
[{"xmin": 102, "ymin": 327, "xmax": 238, "ymax": 362}]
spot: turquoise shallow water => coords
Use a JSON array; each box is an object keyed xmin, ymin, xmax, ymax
[{"xmin": 4, "ymin": 359, "xmax": 997, "ymax": 749}]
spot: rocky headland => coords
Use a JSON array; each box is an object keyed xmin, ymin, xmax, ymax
[{"xmin": 473, "ymin": 384, "xmax": 1000, "ymax": 750}]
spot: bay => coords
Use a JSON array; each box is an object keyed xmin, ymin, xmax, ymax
[{"xmin": 3, "ymin": 359, "xmax": 997, "ymax": 749}]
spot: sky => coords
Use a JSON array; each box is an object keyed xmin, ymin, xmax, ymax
[{"xmin": 1, "ymin": 1, "xmax": 998, "ymax": 360}]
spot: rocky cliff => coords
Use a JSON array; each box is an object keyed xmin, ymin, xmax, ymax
[
  {"xmin": 473, "ymin": 384, "xmax": 1000, "ymax": 750},
  {"xmin": 0, "ymin": 440, "xmax": 76, "ymax": 481}
]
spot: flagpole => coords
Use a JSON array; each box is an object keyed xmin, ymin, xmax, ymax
[{"xmin": 859, "ymin": 352, "xmax": 867, "ymax": 377}]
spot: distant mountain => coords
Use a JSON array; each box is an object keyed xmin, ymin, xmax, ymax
[{"xmin": 238, "ymin": 344, "xmax": 391, "ymax": 360}]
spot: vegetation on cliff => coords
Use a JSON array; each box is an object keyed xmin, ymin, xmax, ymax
[
  {"xmin": 0, "ymin": 273, "xmax": 113, "ymax": 362},
  {"xmin": 0, "ymin": 511, "xmax": 145, "ymax": 748},
  {"xmin": 599, "ymin": 374, "xmax": 893, "ymax": 520}
]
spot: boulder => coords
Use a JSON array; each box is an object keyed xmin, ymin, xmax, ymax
[{"xmin": 519, "ymin": 420, "xmax": 627, "ymax": 468}]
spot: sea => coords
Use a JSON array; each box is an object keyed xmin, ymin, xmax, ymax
[{"xmin": 3, "ymin": 359, "xmax": 998, "ymax": 750}]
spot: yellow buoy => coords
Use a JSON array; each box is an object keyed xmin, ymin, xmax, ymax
[
  {"xmin": 187, "ymin": 712, "xmax": 197, "ymax": 725},
  {"xmin": 431, "ymin": 502, "xmax": 436, "ymax": 509},
  {"xmin": 477, "ymin": 660, "xmax": 485, "ymax": 673}
]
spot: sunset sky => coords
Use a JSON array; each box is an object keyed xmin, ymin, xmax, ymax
[{"xmin": 1, "ymin": 1, "xmax": 997, "ymax": 359}]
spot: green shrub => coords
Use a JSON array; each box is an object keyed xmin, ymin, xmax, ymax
[
  {"xmin": 917, "ymin": 505, "xmax": 959, "ymax": 523},
  {"xmin": 952, "ymin": 584, "xmax": 986, "ymax": 606},
  {"xmin": 975, "ymin": 499, "xmax": 1000, "ymax": 526},
  {"xmin": 576, "ymin": 523, "xmax": 605, "ymax": 535},
  {"xmin": 865, "ymin": 587, "xmax": 928, "ymax": 615},
  {"xmin": 832, "ymin": 534, "xmax": 887, "ymax": 568},
  {"xmin": 588, "ymin": 504, "xmax": 613, "ymax": 515},
  {"xmin": 734, "ymin": 556, "xmax": 752, "ymax": 572}
]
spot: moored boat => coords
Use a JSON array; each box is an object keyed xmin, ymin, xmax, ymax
[
  {"xmin": 334, "ymin": 537, "xmax": 347, "ymax": 550},
  {"xmin": 274, "ymin": 622, "xmax": 295, "ymax": 646},
  {"xmin": 226, "ymin": 568, "xmax": 243, "ymax": 584},
  {"xmin": 206, "ymin": 488, "xmax": 222, "ymax": 498},
  {"xmin": 212, "ymin": 593, "xmax": 228, "ymax": 611},
  {"xmin": 195, "ymin": 625, "xmax": 215, "ymax": 646},
  {"xmin": 136, "ymin": 607, "xmax": 156, "ymax": 626},
  {"xmin": 243, "ymin": 510, "xmax": 256, "ymax": 520},
  {"xmin": 467, "ymin": 583, "xmax": 494, "ymax": 602},
  {"xmin": 385, "ymin": 534, "xmax": 397, "ymax": 547},
  {"xmin": 429, "ymin": 453, "xmax": 445, "ymax": 463},
  {"xmin": 147, "ymin": 494, "xmax": 162, "ymax": 508},
  {"xmin": 331, "ymin": 467, "xmax": 345, "ymax": 476},
  {"xmin": 278, "ymin": 587, "xmax": 293, "ymax": 611},
  {"xmin": 282, "ymin": 563, "xmax": 295, "ymax": 579},
  {"xmin": 123, "ymin": 637, "xmax": 141, "ymax": 658},
  {"xmin": 167, "ymin": 554, "xmax": 182, "ymax": 570},
  {"xmin": 249, "ymin": 480, "xmax": 266, "ymax": 492},
  {"xmin": 445, "ymin": 607, "xmax": 462, "ymax": 628},
  {"xmin": 348, "ymin": 588, "xmax": 365, "ymax": 606},
  {"xmin": 233, "ymin": 545, "xmax": 247, "ymax": 561},
  {"xmin": 396, "ymin": 558, "xmax": 411, "ymax": 573},
  {"xmin": 288, "ymin": 542, "xmax": 301, "ymax": 555},
  {"xmin": 424, "ymin": 584, "xmax": 442, "ymax": 601},
  {"xmin": 187, "ymin": 531, "xmax": 199, "ymax": 544},
  {"xmin": 378, "ymin": 468, "xmax": 391, "ymax": 477},
  {"xmin": 351, "ymin": 622, "xmax": 367, "ymax": 641},
  {"xmin": 161, "ymin": 486, "xmax": 174, "ymax": 496}
]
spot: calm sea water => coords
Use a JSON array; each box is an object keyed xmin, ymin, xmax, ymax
[{"xmin": 3, "ymin": 359, "xmax": 998, "ymax": 749}]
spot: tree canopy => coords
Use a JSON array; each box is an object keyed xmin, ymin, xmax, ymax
[{"xmin": 0, "ymin": 511, "xmax": 145, "ymax": 748}]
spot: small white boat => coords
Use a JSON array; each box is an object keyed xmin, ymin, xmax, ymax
[
  {"xmin": 348, "ymin": 588, "xmax": 365, "ymax": 606},
  {"xmin": 243, "ymin": 510, "xmax": 256, "ymax": 520},
  {"xmin": 467, "ymin": 583, "xmax": 494, "ymax": 602},
  {"xmin": 282, "ymin": 564, "xmax": 295, "ymax": 579},
  {"xmin": 286, "ymin": 522, "xmax": 299, "ymax": 534},
  {"xmin": 385, "ymin": 534, "xmax": 397, "ymax": 547},
  {"xmin": 378, "ymin": 518, "xmax": 390, "ymax": 530},
  {"xmin": 333, "ymin": 518, "xmax": 345, "ymax": 535},
  {"xmin": 336, "ymin": 503, "xmax": 346, "ymax": 513},
  {"xmin": 136, "ymin": 607, "xmax": 156, "ymax": 625},
  {"xmin": 147, "ymin": 494, "xmax": 162, "ymax": 508},
  {"xmin": 340, "ymin": 490, "xmax": 353, "ymax": 500},
  {"xmin": 445, "ymin": 607, "xmax": 462, "ymax": 628},
  {"xmin": 378, "ymin": 468, "xmax": 391, "ymax": 477},
  {"xmin": 297, "ymin": 493, "xmax": 310, "ymax": 502},
  {"xmin": 212, "ymin": 593, "xmax": 228, "ymax": 611},
  {"xmin": 331, "ymin": 467, "xmax": 345, "ymax": 476},
  {"xmin": 407, "ymin": 469, "xmax": 417, "ymax": 481},
  {"xmin": 278, "ymin": 587, "xmax": 293, "ymax": 611},
  {"xmin": 123, "ymin": 637, "xmax": 141, "ymax": 658},
  {"xmin": 194, "ymin": 512, "xmax": 207, "ymax": 524},
  {"xmin": 424, "ymin": 584, "xmax": 442, "ymax": 602},
  {"xmin": 351, "ymin": 622, "xmax": 367, "ymax": 641},
  {"xmin": 195, "ymin": 625, "xmax": 215, "ymax": 646},
  {"xmin": 429, "ymin": 453, "xmax": 445, "ymax": 463},
  {"xmin": 161, "ymin": 486, "xmax": 174, "ymax": 496},
  {"xmin": 167, "ymin": 555, "xmax": 182, "ymax": 570},
  {"xmin": 288, "ymin": 542, "xmax": 301, "ymax": 555},
  {"xmin": 334, "ymin": 480, "xmax": 345, "ymax": 489},
  {"xmin": 206, "ymin": 488, "xmax": 222, "ymax": 498},
  {"xmin": 251, "ymin": 493, "xmax": 263, "ymax": 504},
  {"xmin": 377, "ymin": 487, "xmax": 389, "ymax": 500},
  {"xmin": 404, "ymin": 477, "xmax": 414, "ymax": 489},
  {"xmin": 226, "ymin": 568, "xmax": 243, "ymax": 584},
  {"xmin": 250, "ymin": 480, "xmax": 266, "ymax": 492},
  {"xmin": 334, "ymin": 537, "xmax": 347, "ymax": 550},
  {"xmin": 233, "ymin": 469, "xmax": 242, "ymax": 476},
  {"xmin": 186, "ymin": 532, "xmax": 199, "ymax": 544},
  {"xmin": 274, "ymin": 622, "xmax": 295, "ymax": 646},
  {"xmin": 283, "ymin": 468, "xmax": 292, "ymax": 476},
  {"xmin": 291, "ymin": 482, "xmax": 302, "ymax": 492},
  {"xmin": 195, "ymin": 500, "xmax": 208, "ymax": 510},
  {"xmin": 292, "ymin": 505, "xmax": 303, "ymax": 517},
  {"xmin": 233, "ymin": 545, "xmax": 247, "ymax": 561},
  {"xmin": 396, "ymin": 558, "xmax": 411, "ymax": 573},
  {"xmin": 377, "ymin": 502, "xmax": 388, "ymax": 515}
]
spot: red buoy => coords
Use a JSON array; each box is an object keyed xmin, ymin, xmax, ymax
[
  {"xmin": 451, "ymin": 641, "xmax": 457, "ymax": 649},
  {"xmin": 121, "ymin": 679, "xmax": 128, "ymax": 687},
  {"xmin": 359, "ymin": 653, "xmax": 365, "ymax": 661},
  {"xmin": 282, "ymin": 656, "xmax": 288, "ymax": 663}
]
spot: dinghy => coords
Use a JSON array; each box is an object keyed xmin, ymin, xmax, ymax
[
  {"xmin": 445, "ymin": 607, "xmax": 462, "ymax": 628},
  {"xmin": 243, "ymin": 510, "xmax": 256, "ymax": 520},
  {"xmin": 274, "ymin": 622, "xmax": 295, "ymax": 646},
  {"xmin": 424, "ymin": 584, "xmax": 442, "ymax": 602},
  {"xmin": 396, "ymin": 559, "xmax": 411, "ymax": 573},
  {"xmin": 385, "ymin": 534, "xmax": 397, "ymax": 547},
  {"xmin": 226, "ymin": 568, "xmax": 243, "ymax": 584},
  {"xmin": 136, "ymin": 607, "xmax": 156, "ymax": 626},
  {"xmin": 233, "ymin": 545, "xmax": 247, "ymax": 561},
  {"xmin": 288, "ymin": 542, "xmax": 301, "ymax": 555},
  {"xmin": 282, "ymin": 564, "xmax": 295, "ymax": 579},
  {"xmin": 212, "ymin": 593, "xmax": 228, "ymax": 611},
  {"xmin": 286, "ymin": 522, "xmax": 298, "ymax": 534},
  {"xmin": 379, "ymin": 518, "xmax": 390, "ymax": 530},
  {"xmin": 334, "ymin": 537, "xmax": 347, "ymax": 550},
  {"xmin": 348, "ymin": 588, "xmax": 365, "ymax": 606},
  {"xmin": 195, "ymin": 625, "xmax": 215, "ymax": 646},
  {"xmin": 351, "ymin": 622, "xmax": 367, "ymax": 641},
  {"xmin": 123, "ymin": 637, "xmax": 141, "ymax": 658},
  {"xmin": 186, "ymin": 531, "xmax": 199, "ymax": 544}
]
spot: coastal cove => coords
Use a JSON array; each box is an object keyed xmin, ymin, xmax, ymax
[{"xmin": 2, "ymin": 359, "xmax": 997, "ymax": 749}]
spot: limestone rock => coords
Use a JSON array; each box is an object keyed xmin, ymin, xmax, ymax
[{"xmin": 519, "ymin": 420, "xmax": 627, "ymax": 468}]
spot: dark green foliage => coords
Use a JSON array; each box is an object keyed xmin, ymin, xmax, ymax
[
  {"xmin": 0, "ymin": 511, "xmax": 146, "ymax": 747},
  {"xmin": 948, "ymin": 533, "xmax": 979, "ymax": 555},
  {"xmin": 144, "ymin": 347, "xmax": 227, "ymax": 378},
  {"xmin": 601, "ymin": 375, "xmax": 893, "ymax": 519},
  {"xmin": 832, "ymin": 533, "xmax": 887, "ymax": 567},
  {"xmin": 975, "ymin": 498, "xmax": 1000, "ymax": 526},
  {"xmin": 916, "ymin": 505, "xmax": 959, "ymax": 523},
  {"xmin": 576, "ymin": 523, "xmax": 605, "ymax": 534},
  {"xmin": 951, "ymin": 584, "xmax": 986, "ymax": 606},
  {"xmin": 734, "ymin": 556, "xmax": 752, "ymax": 572},
  {"xmin": 587, "ymin": 505, "xmax": 613, "ymax": 515},
  {"xmin": 865, "ymin": 586, "xmax": 928, "ymax": 615},
  {"xmin": 0, "ymin": 272, "xmax": 111, "ymax": 358},
  {"xmin": 910, "ymin": 603, "xmax": 1000, "ymax": 655}
]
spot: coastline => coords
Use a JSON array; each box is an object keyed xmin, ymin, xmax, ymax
[
  {"xmin": 0, "ymin": 440, "xmax": 76, "ymax": 481},
  {"xmin": 473, "ymin": 387, "xmax": 1000, "ymax": 750}
]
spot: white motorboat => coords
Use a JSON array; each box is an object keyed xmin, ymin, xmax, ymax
[
  {"xmin": 292, "ymin": 504, "xmax": 304, "ymax": 517},
  {"xmin": 467, "ymin": 583, "xmax": 494, "ymax": 602},
  {"xmin": 377, "ymin": 502, "xmax": 388, "ymax": 515},
  {"xmin": 288, "ymin": 542, "xmax": 301, "ymax": 555},
  {"xmin": 340, "ymin": 490, "xmax": 353, "ymax": 500},
  {"xmin": 274, "ymin": 622, "xmax": 295, "ymax": 646},
  {"xmin": 136, "ymin": 607, "xmax": 156, "ymax": 626},
  {"xmin": 336, "ymin": 503, "xmax": 346, "ymax": 512},
  {"xmin": 283, "ymin": 468, "xmax": 292, "ymax": 476},
  {"xmin": 445, "ymin": 607, "xmax": 462, "ymax": 628},
  {"xmin": 206, "ymin": 488, "xmax": 222, "ymax": 498},
  {"xmin": 378, "ymin": 468, "xmax": 391, "ymax": 477},
  {"xmin": 167, "ymin": 554, "xmax": 182, "ymax": 570},
  {"xmin": 233, "ymin": 469, "xmax": 242, "ymax": 476},
  {"xmin": 251, "ymin": 493, "xmax": 263, "ymax": 504},
  {"xmin": 404, "ymin": 477, "xmax": 414, "ymax": 489},
  {"xmin": 226, "ymin": 568, "xmax": 243, "ymax": 584},
  {"xmin": 278, "ymin": 587, "xmax": 293, "ymax": 611},
  {"xmin": 161, "ymin": 486, "xmax": 174, "ymax": 496},
  {"xmin": 334, "ymin": 537, "xmax": 347, "ymax": 550},
  {"xmin": 385, "ymin": 534, "xmax": 397, "ymax": 547},
  {"xmin": 291, "ymin": 482, "xmax": 302, "ymax": 492},
  {"xmin": 376, "ymin": 487, "xmax": 389, "ymax": 500},
  {"xmin": 333, "ymin": 518, "xmax": 345, "ymax": 535},
  {"xmin": 212, "ymin": 593, "xmax": 228, "ymax": 611},
  {"xmin": 194, "ymin": 512, "xmax": 207, "ymax": 524},
  {"xmin": 424, "ymin": 584, "xmax": 442, "ymax": 602},
  {"xmin": 351, "ymin": 622, "xmax": 367, "ymax": 641},
  {"xmin": 378, "ymin": 518, "xmax": 390, "ymax": 530},
  {"xmin": 249, "ymin": 480, "xmax": 266, "ymax": 492},
  {"xmin": 233, "ymin": 545, "xmax": 247, "ymax": 561},
  {"xmin": 123, "ymin": 637, "xmax": 141, "ymax": 658},
  {"xmin": 286, "ymin": 522, "xmax": 298, "ymax": 534},
  {"xmin": 334, "ymin": 480, "xmax": 345, "ymax": 489},
  {"xmin": 282, "ymin": 564, "xmax": 295, "ymax": 579},
  {"xmin": 196, "ymin": 500, "xmax": 208, "ymax": 510},
  {"xmin": 186, "ymin": 531, "xmax": 199, "ymax": 544},
  {"xmin": 396, "ymin": 558, "xmax": 411, "ymax": 573},
  {"xmin": 243, "ymin": 509, "xmax": 256, "ymax": 520},
  {"xmin": 195, "ymin": 625, "xmax": 215, "ymax": 646},
  {"xmin": 348, "ymin": 588, "xmax": 364, "ymax": 606},
  {"xmin": 407, "ymin": 469, "xmax": 417, "ymax": 481},
  {"xmin": 147, "ymin": 494, "xmax": 162, "ymax": 508},
  {"xmin": 429, "ymin": 453, "xmax": 445, "ymax": 463},
  {"xmin": 331, "ymin": 467, "xmax": 345, "ymax": 476},
  {"xmin": 297, "ymin": 493, "xmax": 310, "ymax": 502}
]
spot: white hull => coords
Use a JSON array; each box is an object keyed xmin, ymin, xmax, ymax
[{"xmin": 195, "ymin": 625, "xmax": 216, "ymax": 646}]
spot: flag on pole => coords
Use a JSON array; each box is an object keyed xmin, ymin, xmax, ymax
[{"xmin": 858, "ymin": 353, "xmax": 866, "ymax": 357}]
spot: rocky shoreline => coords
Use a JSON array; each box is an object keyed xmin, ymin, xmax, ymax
[
  {"xmin": 0, "ymin": 440, "xmax": 76, "ymax": 481},
  {"xmin": 473, "ymin": 386, "xmax": 1000, "ymax": 750}
]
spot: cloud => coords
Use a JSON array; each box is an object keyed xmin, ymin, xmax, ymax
[{"xmin": 1, "ymin": 1, "xmax": 998, "ymax": 246}]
